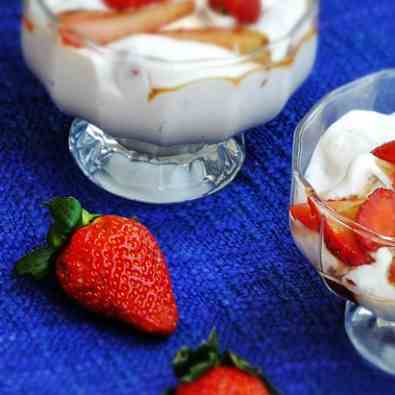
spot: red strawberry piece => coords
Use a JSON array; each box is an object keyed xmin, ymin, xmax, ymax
[
  {"xmin": 224, "ymin": 0, "xmax": 262, "ymax": 24},
  {"xmin": 356, "ymin": 188, "xmax": 395, "ymax": 251},
  {"xmin": 388, "ymin": 260, "xmax": 395, "ymax": 285},
  {"xmin": 166, "ymin": 330, "xmax": 279, "ymax": 395},
  {"xmin": 104, "ymin": 0, "xmax": 163, "ymax": 10},
  {"xmin": 208, "ymin": 0, "xmax": 227, "ymax": 13},
  {"xmin": 290, "ymin": 198, "xmax": 320, "ymax": 232},
  {"xmin": 372, "ymin": 140, "xmax": 395, "ymax": 165},
  {"xmin": 323, "ymin": 198, "xmax": 371, "ymax": 267},
  {"xmin": 323, "ymin": 219, "xmax": 372, "ymax": 267},
  {"xmin": 292, "ymin": 196, "xmax": 371, "ymax": 267},
  {"xmin": 15, "ymin": 197, "xmax": 178, "ymax": 335},
  {"xmin": 22, "ymin": 16, "xmax": 35, "ymax": 32}
]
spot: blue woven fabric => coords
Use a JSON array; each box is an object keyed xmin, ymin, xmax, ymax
[{"xmin": 2, "ymin": 1, "xmax": 395, "ymax": 394}]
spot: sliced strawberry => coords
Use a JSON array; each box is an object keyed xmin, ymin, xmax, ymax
[
  {"xmin": 372, "ymin": 141, "xmax": 395, "ymax": 165},
  {"xmin": 104, "ymin": 0, "xmax": 164, "ymax": 11},
  {"xmin": 22, "ymin": 16, "xmax": 35, "ymax": 32},
  {"xmin": 293, "ymin": 196, "xmax": 370, "ymax": 266},
  {"xmin": 388, "ymin": 260, "xmax": 395, "ymax": 285},
  {"xmin": 290, "ymin": 199, "xmax": 320, "ymax": 232},
  {"xmin": 356, "ymin": 188, "xmax": 395, "ymax": 251},
  {"xmin": 208, "ymin": 0, "xmax": 227, "ymax": 13},
  {"xmin": 323, "ymin": 219, "xmax": 372, "ymax": 267},
  {"xmin": 377, "ymin": 158, "xmax": 395, "ymax": 187},
  {"xmin": 225, "ymin": 0, "xmax": 261, "ymax": 24},
  {"xmin": 290, "ymin": 197, "xmax": 364, "ymax": 234},
  {"xmin": 323, "ymin": 198, "xmax": 371, "ymax": 267}
]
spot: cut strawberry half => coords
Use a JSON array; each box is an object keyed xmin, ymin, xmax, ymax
[
  {"xmin": 208, "ymin": 0, "xmax": 227, "ymax": 13},
  {"xmin": 372, "ymin": 140, "xmax": 395, "ymax": 165},
  {"xmin": 225, "ymin": 0, "xmax": 262, "ymax": 24},
  {"xmin": 290, "ymin": 197, "xmax": 320, "ymax": 232},
  {"xmin": 323, "ymin": 219, "xmax": 372, "ymax": 267},
  {"xmin": 290, "ymin": 197, "xmax": 364, "ymax": 234},
  {"xmin": 323, "ymin": 198, "xmax": 371, "ymax": 267},
  {"xmin": 388, "ymin": 260, "xmax": 395, "ymax": 286},
  {"xmin": 356, "ymin": 188, "xmax": 395, "ymax": 251},
  {"xmin": 293, "ymin": 196, "xmax": 370, "ymax": 266}
]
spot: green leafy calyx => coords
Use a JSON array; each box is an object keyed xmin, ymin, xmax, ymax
[{"xmin": 15, "ymin": 197, "xmax": 99, "ymax": 279}]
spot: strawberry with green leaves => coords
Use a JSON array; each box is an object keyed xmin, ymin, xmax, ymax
[
  {"xmin": 165, "ymin": 330, "xmax": 280, "ymax": 395},
  {"xmin": 15, "ymin": 197, "xmax": 178, "ymax": 335}
]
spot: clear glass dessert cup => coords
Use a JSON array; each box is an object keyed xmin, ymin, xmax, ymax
[
  {"xmin": 290, "ymin": 69, "xmax": 395, "ymax": 375},
  {"xmin": 22, "ymin": 0, "xmax": 318, "ymax": 204}
]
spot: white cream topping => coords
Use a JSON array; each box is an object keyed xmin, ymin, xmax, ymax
[
  {"xmin": 306, "ymin": 111, "xmax": 395, "ymax": 196},
  {"xmin": 44, "ymin": 0, "xmax": 108, "ymax": 12},
  {"xmin": 344, "ymin": 248, "xmax": 395, "ymax": 300},
  {"xmin": 305, "ymin": 110, "xmax": 395, "ymax": 301}
]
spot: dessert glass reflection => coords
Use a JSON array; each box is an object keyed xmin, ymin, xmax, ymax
[
  {"xmin": 290, "ymin": 70, "xmax": 395, "ymax": 375},
  {"xmin": 22, "ymin": 0, "xmax": 318, "ymax": 203}
]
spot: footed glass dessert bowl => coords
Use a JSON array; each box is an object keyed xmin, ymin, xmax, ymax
[
  {"xmin": 22, "ymin": 0, "xmax": 318, "ymax": 203},
  {"xmin": 290, "ymin": 70, "xmax": 395, "ymax": 375}
]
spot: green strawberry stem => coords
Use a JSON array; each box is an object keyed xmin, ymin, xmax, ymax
[
  {"xmin": 15, "ymin": 197, "xmax": 99, "ymax": 279},
  {"xmin": 165, "ymin": 329, "xmax": 281, "ymax": 395}
]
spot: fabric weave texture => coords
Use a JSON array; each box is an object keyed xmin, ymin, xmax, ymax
[{"xmin": 1, "ymin": 1, "xmax": 395, "ymax": 394}]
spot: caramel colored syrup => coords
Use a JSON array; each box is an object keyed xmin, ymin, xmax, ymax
[{"xmin": 148, "ymin": 27, "xmax": 317, "ymax": 102}]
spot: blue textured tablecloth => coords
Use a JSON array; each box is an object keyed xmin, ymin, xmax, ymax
[{"xmin": 2, "ymin": 1, "xmax": 395, "ymax": 394}]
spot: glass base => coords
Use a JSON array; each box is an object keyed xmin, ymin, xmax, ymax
[
  {"xmin": 69, "ymin": 119, "xmax": 246, "ymax": 204},
  {"xmin": 345, "ymin": 301, "xmax": 395, "ymax": 375}
]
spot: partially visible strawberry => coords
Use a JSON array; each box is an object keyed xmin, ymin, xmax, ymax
[
  {"xmin": 372, "ymin": 140, "xmax": 395, "ymax": 165},
  {"xmin": 165, "ymin": 330, "xmax": 279, "ymax": 395},
  {"xmin": 208, "ymin": 0, "xmax": 261, "ymax": 24},
  {"xmin": 208, "ymin": 0, "xmax": 227, "ymax": 14},
  {"xmin": 59, "ymin": 1, "xmax": 195, "ymax": 46},
  {"xmin": 323, "ymin": 220, "xmax": 372, "ymax": 267},
  {"xmin": 22, "ymin": 16, "xmax": 35, "ymax": 32},
  {"xmin": 289, "ymin": 198, "xmax": 320, "ymax": 232},
  {"xmin": 104, "ymin": 0, "xmax": 164, "ymax": 11},
  {"xmin": 290, "ymin": 197, "xmax": 364, "ymax": 234},
  {"xmin": 225, "ymin": 0, "xmax": 262, "ymax": 24},
  {"xmin": 356, "ymin": 188, "xmax": 395, "ymax": 251},
  {"xmin": 323, "ymin": 198, "xmax": 371, "ymax": 267},
  {"xmin": 388, "ymin": 260, "xmax": 395, "ymax": 285},
  {"xmin": 15, "ymin": 197, "xmax": 178, "ymax": 335}
]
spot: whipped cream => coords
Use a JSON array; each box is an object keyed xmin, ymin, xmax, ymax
[
  {"xmin": 306, "ymin": 111, "xmax": 395, "ymax": 198},
  {"xmin": 303, "ymin": 110, "xmax": 395, "ymax": 302},
  {"xmin": 344, "ymin": 248, "xmax": 395, "ymax": 300}
]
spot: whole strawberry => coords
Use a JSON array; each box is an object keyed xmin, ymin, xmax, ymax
[
  {"xmin": 165, "ymin": 330, "xmax": 280, "ymax": 395},
  {"xmin": 15, "ymin": 197, "xmax": 178, "ymax": 335}
]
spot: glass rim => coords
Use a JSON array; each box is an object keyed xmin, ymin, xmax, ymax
[
  {"xmin": 292, "ymin": 68, "xmax": 395, "ymax": 245},
  {"xmin": 33, "ymin": 0, "xmax": 318, "ymax": 65}
]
